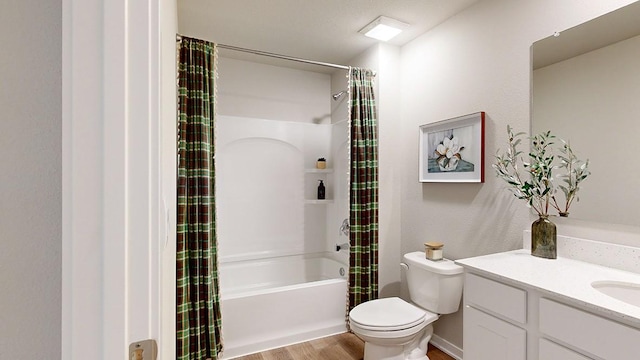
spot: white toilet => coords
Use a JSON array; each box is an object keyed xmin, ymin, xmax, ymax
[{"xmin": 348, "ymin": 251, "xmax": 464, "ymax": 360}]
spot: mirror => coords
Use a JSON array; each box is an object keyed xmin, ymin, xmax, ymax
[{"xmin": 531, "ymin": 1, "xmax": 640, "ymax": 227}]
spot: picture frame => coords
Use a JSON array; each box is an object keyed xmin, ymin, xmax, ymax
[{"xmin": 419, "ymin": 112, "xmax": 485, "ymax": 183}]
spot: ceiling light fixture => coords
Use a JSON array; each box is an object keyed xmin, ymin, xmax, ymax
[{"xmin": 359, "ymin": 16, "xmax": 409, "ymax": 42}]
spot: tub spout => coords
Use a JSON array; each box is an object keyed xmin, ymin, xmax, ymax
[{"xmin": 336, "ymin": 242, "xmax": 350, "ymax": 251}]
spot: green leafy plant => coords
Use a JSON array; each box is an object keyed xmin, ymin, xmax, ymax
[
  {"xmin": 552, "ymin": 140, "xmax": 590, "ymax": 216},
  {"xmin": 493, "ymin": 126, "xmax": 590, "ymax": 217}
]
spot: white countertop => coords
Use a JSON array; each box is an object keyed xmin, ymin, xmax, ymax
[{"xmin": 455, "ymin": 249, "xmax": 640, "ymax": 327}]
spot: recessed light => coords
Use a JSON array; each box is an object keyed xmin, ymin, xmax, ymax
[{"xmin": 359, "ymin": 16, "xmax": 409, "ymax": 42}]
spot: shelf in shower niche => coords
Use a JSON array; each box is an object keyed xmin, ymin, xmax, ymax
[
  {"xmin": 305, "ymin": 168, "xmax": 334, "ymax": 174},
  {"xmin": 304, "ymin": 199, "xmax": 334, "ymax": 205}
]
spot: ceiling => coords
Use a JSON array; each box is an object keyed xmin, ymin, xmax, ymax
[{"xmin": 178, "ymin": 0, "xmax": 480, "ymax": 73}]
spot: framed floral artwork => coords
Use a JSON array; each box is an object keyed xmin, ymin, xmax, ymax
[{"xmin": 419, "ymin": 112, "xmax": 485, "ymax": 183}]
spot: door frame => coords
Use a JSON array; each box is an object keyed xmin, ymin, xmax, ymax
[{"xmin": 62, "ymin": 0, "xmax": 171, "ymax": 358}]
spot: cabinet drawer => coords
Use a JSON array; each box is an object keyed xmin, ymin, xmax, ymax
[
  {"xmin": 465, "ymin": 273, "xmax": 527, "ymax": 324},
  {"xmin": 539, "ymin": 298, "xmax": 640, "ymax": 359},
  {"xmin": 464, "ymin": 305, "xmax": 526, "ymax": 360},
  {"xmin": 539, "ymin": 339, "xmax": 591, "ymax": 360}
]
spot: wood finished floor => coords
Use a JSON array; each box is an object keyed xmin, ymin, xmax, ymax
[{"xmin": 232, "ymin": 332, "xmax": 454, "ymax": 360}]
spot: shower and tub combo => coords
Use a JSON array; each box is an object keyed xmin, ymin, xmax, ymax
[{"xmin": 216, "ymin": 112, "xmax": 351, "ymax": 358}]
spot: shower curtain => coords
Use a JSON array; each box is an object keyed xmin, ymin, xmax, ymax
[
  {"xmin": 176, "ymin": 36, "xmax": 223, "ymax": 360},
  {"xmin": 348, "ymin": 68, "xmax": 379, "ymax": 312}
]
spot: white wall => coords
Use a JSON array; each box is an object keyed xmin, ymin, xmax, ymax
[
  {"xmin": 376, "ymin": 44, "xmax": 403, "ymax": 298},
  {"xmin": 0, "ymin": 1, "xmax": 61, "ymax": 359},
  {"xmin": 330, "ymin": 69, "xmax": 349, "ymax": 124},
  {"xmin": 533, "ymin": 34, "xmax": 640, "ymax": 226},
  {"xmin": 399, "ymin": 0, "xmax": 636, "ymax": 351},
  {"xmin": 218, "ymin": 57, "xmax": 331, "ymax": 123}
]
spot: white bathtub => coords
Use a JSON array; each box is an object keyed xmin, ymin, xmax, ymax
[{"xmin": 219, "ymin": 253, "xmax": 348, "ymax": 359}]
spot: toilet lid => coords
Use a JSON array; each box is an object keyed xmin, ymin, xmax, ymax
[{"xmin": 350, "ymin": 297, "xmax": 435, "ymax": 331}]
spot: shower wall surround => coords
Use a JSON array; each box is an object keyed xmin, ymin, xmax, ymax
[
  {"xmin": 217, "ymin": 116, "xmax": 341, "ymax": 261},
  {"xmin": 216, "ymin": 57, "xmax": 349, "ymax": 263}
]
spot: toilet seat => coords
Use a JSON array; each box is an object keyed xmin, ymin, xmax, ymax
[{"xmin": 349, "ymin": 297, "xmax": 438, "ymax": 332}]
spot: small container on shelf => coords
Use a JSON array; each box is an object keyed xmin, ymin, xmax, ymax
[
  {"xmin": 424, "ymin": 242, "xmax": 444, "ymax": 261},
  {"xmin": 317, "ymin": 180, "xmax": 326, "ymax": 200},
  {"xmin": 316, "ymin": 157, "xmax": 327, "ymax": 169}
]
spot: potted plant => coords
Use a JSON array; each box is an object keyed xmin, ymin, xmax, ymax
[{"xmin": 493, "ymin": 126, "xmax": 590, "ymax": 259}]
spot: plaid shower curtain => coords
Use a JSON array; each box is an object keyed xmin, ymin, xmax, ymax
[
  {"xmin": 348, "ymin": 68, "xmax": 379, "ymax": 311},
  {"xmin": 176, "ymin": 36, "xmax": 223, "ymax": 360}
]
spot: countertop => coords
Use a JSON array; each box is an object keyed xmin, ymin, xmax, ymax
[{"xmin": 455, "ymin": 249, "xmax": 640, "ymax": 327}]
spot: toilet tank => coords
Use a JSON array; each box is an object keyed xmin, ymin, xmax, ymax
[{"xmin": 402, "ymin": 251, "xmax": 464, "ymax": 314}]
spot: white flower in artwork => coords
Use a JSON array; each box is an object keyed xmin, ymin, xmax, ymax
[
  {"xmin": 435, "ymin": 136, "xmax": 464, "ymax": 171},
  {"xmin": 437, "ymin": 136, "xmax": 460, "ymax": 158}
]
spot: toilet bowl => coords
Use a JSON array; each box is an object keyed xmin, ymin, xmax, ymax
[
  {"xmin": 349, "ymin": 297, "xmax": 438, "ymax": 360},
  {"xmin": 348, "ymin": 252, "xmax": 464, "ymax": 360}
]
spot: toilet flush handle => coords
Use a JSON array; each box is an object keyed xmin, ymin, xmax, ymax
[{"xmin": 400, "ymin": 263, "xmax": 409, "ymax": 273}]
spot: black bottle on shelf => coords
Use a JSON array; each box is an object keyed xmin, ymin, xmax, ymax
[{"xmin": 317, "ymin": 180, "xmax": 326, "ymax": 200}]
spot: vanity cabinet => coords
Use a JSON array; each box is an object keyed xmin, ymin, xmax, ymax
[
  {"xmin": 463, "ymin": 271, "xmax": 640, "ymax": 360},
  {"xmin": 463, "ymin": 273, "xmax": 526, "ymax": 360}
]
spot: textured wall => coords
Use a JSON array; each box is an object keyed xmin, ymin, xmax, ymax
[
  {"xmin": 0, "ymin": 1, "xmax": 62, "ymax": 358},
  {"xmin": 399, "ymin": 0, "xmax": 636, "ymax": 351}
]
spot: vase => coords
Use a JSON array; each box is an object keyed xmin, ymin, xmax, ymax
[
  {"xmin": 437, "ymin": 157, "xmax": 459, "ymax": 172},
  {"xmin": 531, "ymin": 215, "xmax": 557, "ymax": 259}
]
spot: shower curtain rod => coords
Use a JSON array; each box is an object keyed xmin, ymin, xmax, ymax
[
  {"xmin": 177, "ymin": 35, "xmax": 357, "ymax": 71},
  {"xmin": 217, "ymin": 43, "xmax": 350, "ymax": 71}
]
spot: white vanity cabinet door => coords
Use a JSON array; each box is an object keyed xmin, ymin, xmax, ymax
[
  {"xmin": 539, "ymin": 298, "xmax": 640, "ymax": 360},
  {"xmin": 463, "ymin": 305, "xmax": 526, "ymax": 360}
]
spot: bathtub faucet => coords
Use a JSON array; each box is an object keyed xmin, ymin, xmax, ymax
[
  {"xmin": 339, "ymin": 218, "xmax": 350, "ymax": 236},
  {"xmin": 336, "ymin": 242, "xmax": 350, "ymax": 251}
]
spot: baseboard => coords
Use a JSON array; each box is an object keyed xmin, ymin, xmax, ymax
[{"xmin": 430, "ymin": 334, "xmax": 463, "ymax": 360}]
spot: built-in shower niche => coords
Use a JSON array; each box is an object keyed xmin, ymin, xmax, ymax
[
  {"xmin": 216, "ymin": 115, "xmax": 346, "ymax": 263},
  {"xmin": 304, "ymin": 167, "xmax": 334, "ymax": 204}
]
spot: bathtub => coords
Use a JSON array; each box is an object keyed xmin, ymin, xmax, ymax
[{"xmin": 219, "ymin": 253, "xmax": 349, "ymax": 359}]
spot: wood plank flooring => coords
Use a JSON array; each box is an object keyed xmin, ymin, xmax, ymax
[{"xmin": 232, "ymin": 332, "xmax": 455, "ymax": 360}]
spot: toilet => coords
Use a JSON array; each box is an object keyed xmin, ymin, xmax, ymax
[{"xmin": 348, "ymin": 251, "xmax": 464, "ymax": 360}]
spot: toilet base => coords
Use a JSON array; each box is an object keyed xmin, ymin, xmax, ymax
[{"xmin": 361, "ymin": 324, "xmax": 433, "ymax": 360}]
